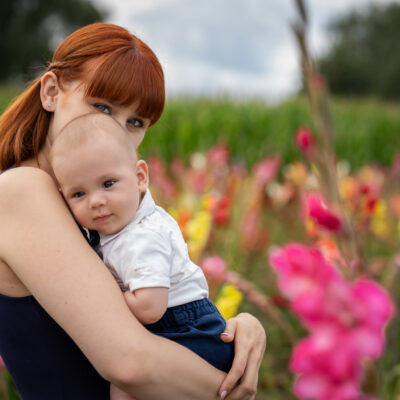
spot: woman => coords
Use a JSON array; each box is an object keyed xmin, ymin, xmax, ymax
[{"xmin": 0, "ymin": 23, "xmax": 265, "ymax": 399}]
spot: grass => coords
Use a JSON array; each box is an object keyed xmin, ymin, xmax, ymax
[{"xmin": 141, "ymin": 95, "xmax": 400, "ymax": 170}]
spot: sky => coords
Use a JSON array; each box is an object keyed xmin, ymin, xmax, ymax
[{"xmin": 93, "ymin": 0, "xmax": 400, "ymax": 103}]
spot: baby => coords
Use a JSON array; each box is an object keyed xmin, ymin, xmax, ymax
[{"xmin": 51, "ymin": 113, "xmax": 234, "ymax": 400}]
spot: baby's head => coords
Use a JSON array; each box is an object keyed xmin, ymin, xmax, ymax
[{"xmin": 51, "ymin": 113, "xmax": 148, "ymax": 235}]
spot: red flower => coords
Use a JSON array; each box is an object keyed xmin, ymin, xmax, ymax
[
  {"xmin": 213, "ymin": 196, "xmax": 231, "ymax": 226},
  {"xmin": 304, "ymin": 192, "xmax": 343, "ymax": 233},
  {"xmin": 295, "ymin": 127, "xmax": 315, "ymax": 157}
]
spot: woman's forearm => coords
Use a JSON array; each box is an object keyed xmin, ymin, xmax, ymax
[{"xmin": 113, "ymin": 332, "xmax": 225, "ymax": 400}]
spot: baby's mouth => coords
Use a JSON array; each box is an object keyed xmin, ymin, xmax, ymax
[{"xmin": 93, "ymin": 214, "xmax": 112, "ymax": 222}]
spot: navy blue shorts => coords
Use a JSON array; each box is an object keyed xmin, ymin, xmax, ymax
[{"xmin": 145, "ymin": 298, "xmax": 234, "ymax": 372}]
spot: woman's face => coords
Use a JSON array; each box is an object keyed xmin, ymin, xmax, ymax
[{"xmin": 49, "ymin": 81, "xmax": 151, "ymax": 149}]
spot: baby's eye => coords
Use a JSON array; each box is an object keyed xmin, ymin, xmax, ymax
[
  {"xmin": 128, "ymin": 118, "xmax": 144, "ymax": 128},
  {"xmin": 94, "ymin": 103, "xmax": 111, "ymax": 114},
  {"xmin": 72, "ymin": 191, "xmax": 85, "ymax": 198},
  {"xmin": 103, "ymin": 180, "xmax": 116, "ymax": 188}
]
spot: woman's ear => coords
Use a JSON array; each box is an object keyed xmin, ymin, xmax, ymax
[
  {"xmin": 40, "ymin": 72, "xmax": 60, "ymax": 112},
  {"xmin": 136, "ymin": 160, "xmax": 149, "ymax": 192}
]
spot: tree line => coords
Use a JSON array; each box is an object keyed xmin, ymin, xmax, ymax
[
  {"xmin": 318, "ymin": 2, "xmax": 400, "ymax": 100},
  {"xmin": 1, "ymin": 0, "xmax": 106, "ymax": 82}
]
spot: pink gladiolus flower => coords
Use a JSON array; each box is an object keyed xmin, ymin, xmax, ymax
[
  {"xmin": 200, "ymin": 255, "xmax": 227, "ymax": 284},
  {"xmin": 269, "ymin": 243, "xmax": 341, "ymax": 301},
  {"xmin": 253, "ymin": 156, "xmax": 280, "ymax": 186},
  {"xmin": 207, "ymin": 143, "xmax": 229, "ymax": 166},
  {"xmin": 147, "ymin": 157, "xmax": 177, "ymax": 199},
  {"xmin": 241, "ymin": 210, "xmax": 268, "ymax": 252},
  {"xmin": 269, "ymin": 243, "xmax": 394, "ymax": 400},
  {"xmin": 170, "ymin": 157, "xmax": 185, "ymax": 178},
  {"xmin": 390, "ymin": 150, "xmax": 400, "ymax": 179},
  {"xmin": 187, "ymin": 169, "xmax": 207, "ymax": 194},
  {"xmin": 0, "ymin": 355, "xmax": 5, "ymax": 369},
  {"xmin": 295, "ymin": 127, "xmax": 315, "ymax": 157},
  {"xmin": 304, "ymin": 192, "xmax": 343, "ymax": 232},
  {"xmin": 147, "ymin": 156, "xmax": 166, "ymax": 176}
]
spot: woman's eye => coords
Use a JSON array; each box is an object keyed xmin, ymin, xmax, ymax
[
  {"xmin": 128, "ymin": 118, "xmax": 144, "ymax": 128},
  {"xmin": 94, "ymin": 104, "xmax": 111, "ymax": 114},
  {"xmin": 103, "ymin": 180, "xmax": 116, "ymax": 188},
  {"xmin": 73, "ymin": 191, "xmax": 85, "ymax": 198}
]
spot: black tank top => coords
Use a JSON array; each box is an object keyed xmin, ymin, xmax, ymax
[
  {"xmin": 0, "ymin": 168, "xmax": 109, "ymax": 399},
  {"xmin": 0, "ymin": 294, "xmax": 109, "ymax": 399}
]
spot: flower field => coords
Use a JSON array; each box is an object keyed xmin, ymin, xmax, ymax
[
  {"xmin": 1, "ymin": 93, "xmax": 400, "ymax": 399},
  {"xmin": 143, "ymin": 133, "xmax": 399, "ymax": 399},
  {"xmin": 4, "ymin": 70, "xmax": 400, "ymax": 400}
]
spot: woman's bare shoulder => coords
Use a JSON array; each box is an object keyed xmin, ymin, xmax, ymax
[
  {"xmin": 0, "ymin": 167, "xmax": 59, "ymax": 207},
  {"xmin": 0, "ymin": 166, "xmax": 55, "ymax": 189}
]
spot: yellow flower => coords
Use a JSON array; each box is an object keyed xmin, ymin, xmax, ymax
[
  {"xmin": 215, "ymin": 284, "xmax": 243, "ymax": 319},
  {"xmin": 186, "ymin": 210, "xmax": 212, "ymax": 261},
  {"xmin": 371, "ymin": 200, "xmax": 390, "ymax": 239}
]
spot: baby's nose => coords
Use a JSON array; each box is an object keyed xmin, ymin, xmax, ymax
[{"xmin": 89, "ymin": 192, "xmax": 106, "ymax": 208}]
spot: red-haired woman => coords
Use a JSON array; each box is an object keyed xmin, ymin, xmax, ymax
[{"xmin": 0, "ymin": 23, "xmax": 265, "ymax": 400}]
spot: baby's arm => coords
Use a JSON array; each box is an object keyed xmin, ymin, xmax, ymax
[
  {"xmin": 123, "ymin": 287, "xmax": 168, "ymax": 325},
  {"xmin": 105, "ymin": 226, "xmax": 172, "ymax": 325}
]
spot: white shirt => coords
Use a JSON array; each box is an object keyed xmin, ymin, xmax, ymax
[{"xmin": 99, "ymin": 190, "xmax": 209, "ymax": 308}]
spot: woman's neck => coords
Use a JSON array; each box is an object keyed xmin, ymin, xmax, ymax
[{"xmin": 20, "ymin": 140, "xmax": 56, "ymax": 181}]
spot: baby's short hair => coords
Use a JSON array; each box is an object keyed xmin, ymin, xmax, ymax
[{"xmin": 51, "ymin": 113, "xmax": 137, "ymax": 163}]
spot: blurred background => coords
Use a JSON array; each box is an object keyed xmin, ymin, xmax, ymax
[
  {"xmin": 2, "ymin": 0, "xmax": 400, "ymax": 167},
  {"xmin": 1, "ymin": 1, "xmax": 400, "ymax": 399},
  {"xmin": 3, "ymin": 0, "xmax": 400, "ymax": 101}
]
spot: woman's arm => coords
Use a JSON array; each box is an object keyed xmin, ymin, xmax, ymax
[{"xmin": 0, "ymin": 167, "xmax": 225, "ymax": 399}]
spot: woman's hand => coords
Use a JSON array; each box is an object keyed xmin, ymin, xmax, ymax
[{"xmin": 218, "ymin": 313, "xmax": 266, "ymax": 400}]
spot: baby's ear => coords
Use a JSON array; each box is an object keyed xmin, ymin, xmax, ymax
[{"xmin": 136, "ymin": 160, "xmax": 149, "ymax": 192}]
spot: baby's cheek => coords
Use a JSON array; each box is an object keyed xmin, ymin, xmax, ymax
[{"xmin": 72, "ymin": 203, "xmax": 89, "ymax": 227}]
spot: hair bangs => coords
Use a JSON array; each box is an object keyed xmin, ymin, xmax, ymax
[{"xmin": 83, "ymin": 47, "xmax": 165, "ymax": 126}]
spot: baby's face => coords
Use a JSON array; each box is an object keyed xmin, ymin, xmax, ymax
[{"xmin": 53, "ymin": 137, "xmax": 148, "ymax": 235}]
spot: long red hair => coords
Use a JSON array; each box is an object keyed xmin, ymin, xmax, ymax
[{"xmin": 0, "ymin": 23, "xmax": 165, "ymax": 170}]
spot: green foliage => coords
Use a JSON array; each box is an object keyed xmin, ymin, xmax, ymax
[
  {"xmin": 318, "ymin": 3, "xmax": 400, "ymax": 100},
  {"xmin": 0, "ymin": 371, "xmax": 20, "ymax": 400},
  {"xmin": 140, "ymin": 96, "xmax": 400, "ymax": 170},
  {"xmin": 0, "ymin": 0, "xmax": 107, "ymax": 82}
]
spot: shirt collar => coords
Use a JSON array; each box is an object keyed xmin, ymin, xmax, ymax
[{"xmin": 99, "ymin": 189, "xmax": 155, "ymax": 247}]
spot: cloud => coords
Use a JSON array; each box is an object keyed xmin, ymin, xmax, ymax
[
  {"xmin": 113, "ymin": 0, "xmax": 298, "ymax": 100},
  {"xmin": 94, "ymin": 0, "xmax": 400, "ymax": 101}
]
